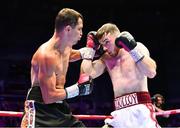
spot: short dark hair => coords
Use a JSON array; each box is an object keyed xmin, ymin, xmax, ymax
[
  {"xmin": 55, "ymin": 8, "xmax": 83, "ymax": 32},
  {"xmin": 152, "ymin": 93, "xmax": 165, "ymax": 103}
]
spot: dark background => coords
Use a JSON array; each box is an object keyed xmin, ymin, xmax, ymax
[{"xmin": 0, "ymin": 0, "xmax": 180, "ymax": 126}]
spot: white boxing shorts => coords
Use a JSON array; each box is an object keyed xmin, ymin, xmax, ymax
[{"xmin": 105, "ymin": 92, "xmax": 161, "ymax": 128}]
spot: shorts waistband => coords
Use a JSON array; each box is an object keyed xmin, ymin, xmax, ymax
[{"xmin": 114, "ymin": 91, "xmax": 152, "ymax": 110}]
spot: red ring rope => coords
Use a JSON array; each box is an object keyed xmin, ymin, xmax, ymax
[{"xmin": 0, "ymin": 109, "xmax": 180, "ymax": 120}]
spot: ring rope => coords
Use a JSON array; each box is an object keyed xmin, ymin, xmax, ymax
[
  {"xmin": 155, "ymin": 109, "xmax": 180, "ymax": 116},
  {"xmin": 0, "ymin": 109, "xmax": 180, "ymax": 120}
]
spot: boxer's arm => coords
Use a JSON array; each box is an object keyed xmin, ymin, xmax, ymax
[
  {"xmin": 135, "ymin": 42, "xmax": 157, "ymax": 78},
  {"xmin": 39, "ymin": 56, "xmax": 93, "ymax": 104},
  {"xmin": 80, "ymin": 31, "xmax": 106, "ymax": 78},
  {"xmin": 38, "ymin": 56, "xmax": 67, "ymax": 104},
  {"xmin": 69, "ymin": 31, "xmax": 98, "ymax": 63},
  {"xmin": 69, "ymin": 49, "xmax": 82, "ymax": 62},
  {"xmin": 115, "ymin": 31, "xmax": 156, "ymax": 78},
  {"xmin": 81, "ymin": 57, "xmax": 106, "ymax": 79}
]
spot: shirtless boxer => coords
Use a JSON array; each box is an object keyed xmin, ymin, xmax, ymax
[
  {"xmin": 81, "ymin": 23, "xmax": 161, "ymax": 128},
  {"xmin": 20, "ymin": 8, "xmax": 94, "ymax": 127}
]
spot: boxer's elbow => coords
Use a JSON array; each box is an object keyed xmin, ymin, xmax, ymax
[
  {"xmin": 147, "ymin": 66, "xmax": 157, "ymax": 78},
  {"xmin": 43, "ymin": 95, "xmax": 52, "ymax": 104},
  {"xmin": 43, "ymin": 91, "xmax": 65, "ymax": 104},
  {"xmin": 144, "ymin": 60, "xmax": 157, "ymax": 78},
  {"xmin": 147, "ymin": 68, "xmax": 157, "ymax": 78},
  {"xmin": 42, "ymin": 93, "xmax": 54, "ymax": 104},
  {"xmin": 149, "ymin": 62, "xmax": 157, "ymax": 78},
  {"xmin": 43, "ymin": 99, "xmax": 52, "ymax": 104}
]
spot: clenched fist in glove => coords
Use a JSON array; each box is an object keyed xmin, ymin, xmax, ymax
[
  {"xmin": 115, "ymin": 31, "xmax": 144, "ymax": 63},
  {"xmin": 80, "ymin": 31, "xmax": 105, "ymax": 60},
  {"xmin": 86, "ymin": 31, "xmax": 100, "ymax": 50},
  {"xmin": 65, "ymin": 73, "xmax": 93, "ymax": 99}
]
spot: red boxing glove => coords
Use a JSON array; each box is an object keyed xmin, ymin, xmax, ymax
[
  {"xmin": 78, "ymin": 73, "xmax": 93, "ymax": 96},
  {"xmin": 78, "ymin": 73, "xmax": 90, "ymax": 84},
  {"xmin": 86, "ymin": 31, "xmax": 105, "ymax": 57},
  {"xmin": 79, "ymin": 31, "xmax": 98, "ymax": 60},
  {"xmin": 65, "ymin": 73, "xmax": 93, "ymax": 99},
  {"xmin": 86, "ymin": 31, "xmax": 99, "ymax": 50}
]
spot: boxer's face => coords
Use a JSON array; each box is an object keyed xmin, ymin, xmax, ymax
[
  {"xmin": 69, "ymin": 18, "xmax": 83, "ymax": 45},
  {"xmin": 156, "ymin": 97, "xmax": 164, "ymax": 107},
  {"xmin": 99, "ymin": 33, "xmax": 118, "ymax": 56}
]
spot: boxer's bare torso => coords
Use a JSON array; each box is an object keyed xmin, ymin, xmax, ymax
[
  {"xmin": 103, "ymin": 48, "xmax": 148, "ymax": 98},
  {"xmin": 31, "ymin": 41, "xmax": 71, "ymax": 90}
]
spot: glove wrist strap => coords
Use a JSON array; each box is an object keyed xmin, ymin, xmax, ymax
[
  {"xmin": 79, "ymin": 47, "xmax": 95, "ymax": 60},
  {"xmin": 65, "ymin": 83, "xmax": 79, "ymax": 99},
  {"xmin": 129, "ymin": 47, "xmax": 144, "ymax": 63}
]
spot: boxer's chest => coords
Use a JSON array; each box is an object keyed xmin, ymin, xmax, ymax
[
  {"xmin": 54, "ymin": 51, "xmax": 70, "ymax": 85},
  {"xmin": 55, "ymin": 54, "xmax": 70, "ymax": 75},
  {"xmin": 105, "ymin": 53, "xmax": 134, "ymax": 72}
]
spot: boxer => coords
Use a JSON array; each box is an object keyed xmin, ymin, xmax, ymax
[{"xmin": 81, "ymin": 23, "xmax": 161, "ymax": 128}]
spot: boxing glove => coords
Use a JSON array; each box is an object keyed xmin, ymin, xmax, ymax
[
  {"xmin": 87, "ymin": 31, "xmax": 105, "ymax": 57},
  {"xmin": 86, "ymin": 31, "xmax": 99, "ymax": 49},
  {"xmin": 65, "ymin": 73, "xmax": 93, "ymax": 99},
  {"xmin": 115, "ymin": 31, "xmax": 144, "ymax": 63},
  {"xmin": 80, "ymin": 31, "xmax": 105, "ymax": 59}
]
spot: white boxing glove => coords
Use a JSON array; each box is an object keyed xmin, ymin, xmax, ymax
[{"xmin": 79, "ymin": 47, "xmax": 95, "ymax": 60}]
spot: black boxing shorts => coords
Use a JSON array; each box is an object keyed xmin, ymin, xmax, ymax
[
  {"xmin": 114, "ymin": 91, "xmax": 152, "ymax": 110},
  {"xmin": 21, "ymin": 85, "xmax": 85, "ymax": 127}
]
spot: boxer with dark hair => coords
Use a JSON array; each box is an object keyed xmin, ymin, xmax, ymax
[
  {"xmin": 152, "ymin": 93, "xmax": 165, "ymax": 110},
  {"xmin": 21, "ymin": 8, "xmax": 94, "ymax": 127},
  {"xmin": 152, "ymin": 93, "xmax": 169, "ymax": 126}
]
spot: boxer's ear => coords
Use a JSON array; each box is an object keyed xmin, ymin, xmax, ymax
[{"xmin": 64, "ymin": 25, "xmax": 72, "ymax": 32}]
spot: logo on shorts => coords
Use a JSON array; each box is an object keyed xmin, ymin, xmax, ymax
[{"xmin": 114, "ymin": 93, "xmax": 138, "ymax": 110}]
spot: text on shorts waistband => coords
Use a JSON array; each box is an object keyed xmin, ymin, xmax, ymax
[{"xmin": 114, "ymin": 91, "xmax": 152, "ymax": 110}]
